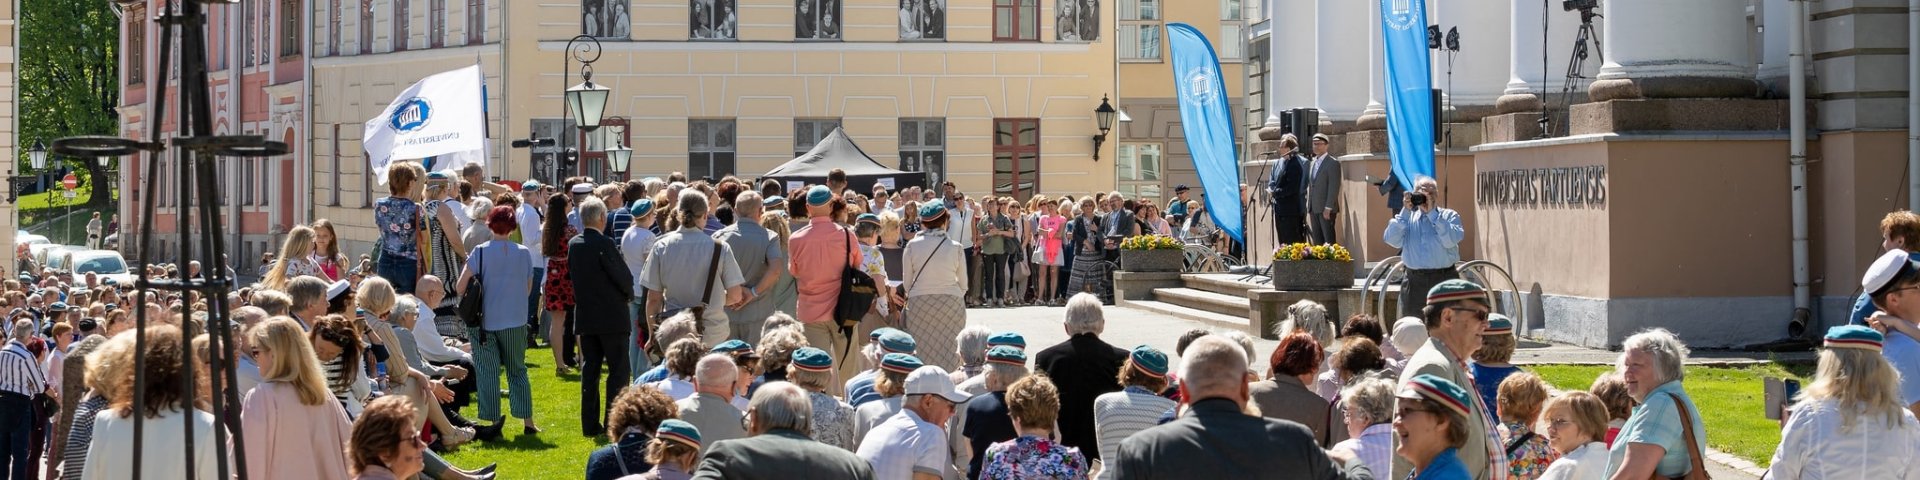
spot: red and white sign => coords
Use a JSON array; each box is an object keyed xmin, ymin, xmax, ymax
[{"xmin": 61, "ymin": 173, "xmax": 78, "ymax": 190}]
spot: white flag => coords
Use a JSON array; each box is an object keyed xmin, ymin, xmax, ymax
[{"xmin": 364, "ymin": 65, "xmax": 488, "ymax": 185}]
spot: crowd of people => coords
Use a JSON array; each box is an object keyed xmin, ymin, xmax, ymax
[{"xmin": 7, "ymin": 159, "xmax": 1920, "ymax": 480}]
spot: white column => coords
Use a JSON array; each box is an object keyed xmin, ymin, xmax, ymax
[
  {"xmin": 1500, "ymin": 0, "xmax": 1595, "ymax": 113},
  {"xmin": 1315, "ymin": 0, "xmax": 1368, "ymax": 122},
  {"xmin": 1270, "ymin": 0, "xmax": 1318, "ymax": 120},
  {"xmin": 1758, "ymin": 0, "xmax": 1791, "ymax": 85},
  {"xmin": 1591, "ymin": 0, "xmax": 1755, "ymax": 100},
  {"xmin": 1358, "ymin": 0, "xmax": 1386, "ymax": 125},
  {"xmin": 1430, "ymin": 0, "xmax": 1510, "ymax": 109}
]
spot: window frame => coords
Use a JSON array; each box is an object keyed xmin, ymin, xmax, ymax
[
  {"xmin": 1118, "ymin": 22, "xmax": 1161, "ymax": 62},
  {"xmin": 796, "ymin": 0, "xmax": 842, "ymax": 40},
  {"xmin": 280, "ymin": 0, "xmax": 303, "ymax": 57},
  {"xmin": 689, "ymin": 119, "xmax": 738, "ymax": 180},
  {"xmin": 898, "ymin": 118, "xmax": 946, "ymax": 188},
  {"xmin": 466, "ymin": 0, "xmax": 485, "ymax": 45},
  {"xmin": 360, "ymin": 0, "xmax": 375, "ymax": 54},
  {"xmin": 992, "ymin": 0, "xmax": 1039, "ymax": 42},
  {"xmin": 794, "ymin": 118, "xmax": 843, "ymax": 156},
  {"xmin": 127, "ymin": 6, "xmax": 146, "ymax": 85},
  {"xmin": 430, "ymin": 0, "xmax": 446, "ymax": 48},
  {"xmin": 1218, "ymin": 23, "xmax": 1245, "ymax": 62},
  {"xmin": 331, "ymin": 124, "xmax": 342, "ymax": 206},
  {"xmin": 394, "ymin": 0, "xmax": 411, "ymax": 51},
  {"xmin": 328, "ymin": 0, "xmax": 342, "ymax": 56},
  {"xmin": 992, "ymin": 118, "xmax": 1041, "ymax": 199}
]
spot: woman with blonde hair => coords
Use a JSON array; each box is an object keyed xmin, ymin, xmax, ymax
[
  {"xmin": 313, "ymin": 219, "xmax": 351, "ymax": 281},
  {"xmin": 242, "ymin": 317, "xmax": 354, "ymax": 480},
  {"xmin": 259, "ymin": 226, "xmax": 320, "ymax": 290},
  {"xmin": 1538, "ymin": 392, "xmax": 1611, "ymax": 480},
  {"xmin": 422, "ymin": 172, "xmax": 468, "ymax": 299},
  {"xmin": 80, "ymin": 326, "xmax": 222, "ymax": 480},
  {"xmin": 1765, "ymin": 325, "xmax": 1920, "ymax": 479}
]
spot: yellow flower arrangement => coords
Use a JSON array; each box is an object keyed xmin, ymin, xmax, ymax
[
  {"xmin": 1273, "ymin": 242, "xmax": 1353, "ymax": 262},
  {"xmin": 1119, "ymin": 234, "xmax": 1186, "ymax": 251}
]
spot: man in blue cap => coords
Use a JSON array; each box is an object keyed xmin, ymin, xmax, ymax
[
  {"xmin": 620, "ymin": 197, "xmax": 660, "ymax": 379},
  {"xmin": 787, "ymin": 185, "xmax": 865, "ymax": 381},
  {"xmin": 517, "ymin": 180, "xmax": 550, "ymax": 335},
  {"xmin": 1393, "ymin": 279, "xmax": 1502, "ymax": 480},
  {"xmin": 716, "ymin": 190, "xmax": 787, "ymax": 345}
]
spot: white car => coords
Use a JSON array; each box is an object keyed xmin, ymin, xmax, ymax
[
  {"xmin": 14, "ymin": 234, "xmax": 48, "ymax": 247},
  {"xmin": 27, "ymin": 243, "xmax": 63, "ymax": 267},
  {"xmin": 40, "ymin": 245, "xmax": 86, "ymax": 273},
  {"xmin": 65, "ymin": 250, "xmax": 134, "ymax": 286}
]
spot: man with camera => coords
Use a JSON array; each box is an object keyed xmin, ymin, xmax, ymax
[{"xmin": 1383, "ymin": 176, "xmax": 1465, "ymax": 317}]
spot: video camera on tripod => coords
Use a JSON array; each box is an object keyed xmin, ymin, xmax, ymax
[{"xmin": 1562, "ymin": 0, "xmax": 1598, "ymax": 12}]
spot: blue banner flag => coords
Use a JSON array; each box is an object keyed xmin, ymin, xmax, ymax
[
  {"xmin": 1166, "ymin": 23, "xmax": 1244, "ymax": 246},
  {"xmin": 1380, "ymin": 0, "xmax": 1434, "ymax": 189}
]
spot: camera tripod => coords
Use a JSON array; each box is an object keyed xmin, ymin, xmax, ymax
[{"xmin": 1538, "ymin": 4, "xmax": 1604, "ymax": 138}]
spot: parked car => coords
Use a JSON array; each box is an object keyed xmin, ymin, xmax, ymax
[
  {"xmin": 66, "ymin": 250, "xmax": 133, "ymax": 286},
  {"xmin": 27, "ymin": 243, "xmax": 63, "ymax": 269},
  {"xmin": 40, "ymin": 245, "xmax": 85, "ymax": 273},
  {"xmin": 15, "ymin": 233, "xmax": 48, "ymax": 247}
]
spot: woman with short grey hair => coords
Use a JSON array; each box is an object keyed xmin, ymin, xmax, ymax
[
  {"xmin": 1605, "ymin": 328, "xmax": 1705, "ymax": 479},
  {"xmin": 1063, "ymin": 293, "xmax": 1106, "ymax": 336},
  {"xmin": 1330, "ymin": 375, "xmax": 1395, "ymax": 478},
  {"xmin": 951, "ymin": 326, "xmax": 992, "ymax": 384}
]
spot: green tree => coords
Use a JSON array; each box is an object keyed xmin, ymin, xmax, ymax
[{"xmin": 20, "ymin": 0, "xmax": 119, "ymax": 212}]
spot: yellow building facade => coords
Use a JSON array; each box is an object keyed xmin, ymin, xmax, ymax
[
  {"xmin": 501, "ymin": 0, "xmax": 1118, "ymax": 200},
  {"xmin": 1112, "ymin": 0, "xmax": 1247, "ymax": 202}
]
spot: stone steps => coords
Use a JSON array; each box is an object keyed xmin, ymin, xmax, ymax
[
  {"xmin": 1120, "ymin": 298, "xmax": 1257, "ymax": 335},
  {"xmin": 1151, "ymin": 286, "xmax": 1253, "ymax": 318}
]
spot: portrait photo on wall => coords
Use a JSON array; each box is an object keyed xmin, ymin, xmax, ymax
[
  {"xmin": 1056, "ymin": 0, "xmax": 1098, "ymax": 41},
  {"xmin": 899, "ymin": 0, "xmax": 946, "ymax": 40},
  {"xmin": 583, "ymin": 0, "xmax": 632, "ymax": 38},
  {"xmin": 797, "ymin": 0, "xmax": 841, "ymax": 39},
  {"xmin": 692, "ymin": 0, "xmax": 739, "ymax": 39}
]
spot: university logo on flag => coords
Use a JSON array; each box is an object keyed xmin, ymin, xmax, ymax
[{"xmin": 364, "ymin": 64, "xmax": 489, "ymax": 184}]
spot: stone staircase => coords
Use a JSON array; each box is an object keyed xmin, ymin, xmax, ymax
[{"xmin": 1116, "ymin": 265, "xmax": 1403, "ymax": 339}]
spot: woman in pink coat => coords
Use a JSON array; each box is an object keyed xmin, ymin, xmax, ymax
[{"xmin": 242, "ymin": 317, "xmax": 354, "ymax": 480}]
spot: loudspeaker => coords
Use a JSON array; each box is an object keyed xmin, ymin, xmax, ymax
[
  {"xmin": 1290, "ymin": 108, "xmax": 1319, "ymax": 146},
  {"xmin": 1431, "ymin": 89, "xmax": 1444, "ymax": 139}
]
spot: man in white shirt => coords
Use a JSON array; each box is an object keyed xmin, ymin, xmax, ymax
[
  {"xmin": 620, "ymin": 198, "xmax": 659, "ymax": 378},
  {"xmin": 517, "ymin": 181, "xmax": 548, "ymax": 332},
  {"xmin": 856, "ymin": 365, "xmax": 971, "ymax": 480},
  {"xmin": 411, "ymin": 276, "xmax": 473, "ymax": 365}
]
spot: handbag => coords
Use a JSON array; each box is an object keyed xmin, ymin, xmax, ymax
[
  {"xmin": 458, "ymin": 247, "xmax": 485, "ymax": 329},
  {"xmin": 834, "ymin": 229, "xmax": 879, "ymax": 358},
  {"xmin": 1654, "ymin": 392, "xmax": 1712, "ymax": 480}
]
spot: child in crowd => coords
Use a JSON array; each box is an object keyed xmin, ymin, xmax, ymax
[
  {"xmin": 1497, "ymin": 372, "xmax": 1558, "ymax": 480},
  {"xmin": 1588, "ymin": 373, "xmax": 1635, "ymax": 446}
]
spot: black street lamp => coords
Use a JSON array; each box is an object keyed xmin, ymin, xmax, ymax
[
  {"xmin": 556, "ymin": 34, "xmax": 612, "ymax": 182},
  {"xmin": 1091, "ymin": 96, "xmax": 1117, "ymax": 161},
  {"xmin": 606, "ymin": 141, "xmax": 632, "ymax": 181}
]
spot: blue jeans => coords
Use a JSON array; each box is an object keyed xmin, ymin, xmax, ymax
[
  {"xmin": 527, "ymin": 267, "xmax": 546, "ymax": 329},
  {"xmin": 377, "ymin": 253, "xmax": 419, "ymax": 294},
  {"xmin": 0, "ymin": 393, "xmax": 30, "ymax": 480},
  {"xmin": 470, "ymin": 326, "xmax": 533, "ymax": 421}
]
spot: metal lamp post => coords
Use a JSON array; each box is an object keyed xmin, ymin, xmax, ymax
[
  {"xmin": 558, "ymin": 34, "xmax": 611, "ymax": 183},
  {"xmin": 606, "ymin": 141, "xmax": 633, "ymax": 181}
]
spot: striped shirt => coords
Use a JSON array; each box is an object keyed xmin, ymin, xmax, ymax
[
  {"xmin": 60, "ymin": 394, "xmax": 109, "ymax": 480},
  {"xmin": 1092, "ymin": 386, "xmax": 1178, "ymax": 480},
  {"xmin": 1332, "ymin": 423, "xmax": 1395, "ymax": 480},
  {"xmin": 0, "ymin": 340, "xmax": 47, "ymax": 396}
]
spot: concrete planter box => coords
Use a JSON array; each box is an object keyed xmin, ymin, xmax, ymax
[
  {"xmin": 1120, "ymin": 249, "xmax": 1185, "ymax": 272},
  {"xmin": 1271, "ymin": 260, "xmax": 1354, "ymax": 291}
]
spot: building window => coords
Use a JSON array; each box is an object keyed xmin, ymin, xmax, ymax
[
  {"xmin": 797, "ymin": 0, "xmax": 839, "ymax": 40},
  {"xmin": 363, "ymin": 148, "xmax": 375, "ymax": 207},
  {"xmin": 992, "ymin": 119, "xmax": 1039, "ymax": 199},
  {"xmin": 899, "ymin": 0, "xmax": 944, "ymax": 39},
  {"xmin": 1054, "ymin": 0, "xmax": 1096, "ymax": 41},
  {"xmin": 127, "ymin": 8, "xmax": 146, "ymax": 85},
  {"xmin": 1117, "ymin": 143, "xmax": 1162, "ymax": 200},
  {"xmin": 1246, "ymin": 35, "xmax": 1268, "ymax": 127},
  {"xmin": 689, "ymin": 119, "xmax": 736, "ymax": 180},
  {"xmin": 993, "ymin": 0, "xmax": 1037, "ymax": 42},
  {"xmin": 794, "ymin": 119, "xmax": 842, "ymax": 155},
  {"xmin": 1119, "ymin": 25, "xmax": 1159, "ymax": 60},
  {"xmin": 1221, "ymin": 0, "xmax": 1241, "ymax": 21},
  {"xmin": 244, "ymin": 4, "xmax": 258, "ymax": 67},
  {"xmin": 587, "ymin": 0, "xmax": 632, "ymax": 38},
  {"xmin": 281, "ymin": 0, "xmax": 302, "ymax": 56},
  {"xmin": 395, "ymin": 0, "xmax": 411, "ymax": 51},
  {"xmin": 361, "ymin": 0, "xmax": 374, "ymax": 54},
  {"xmin": 467, "ymin": 0, "xmax": 485, "ymax": 44},
  {"xmin": 242, "ymin": 155, "xmax": 256, "ymax": 206},
  {"xmin": 430, "ymin": 0, "xmax": 445, "ymax": 47},
  {"xmin": 692, "ymin": 0, "xmax": 737, "ymax": 40},
  {"xmin": 1219, "ymin": 24, "xmax": 1244, "ymax": 61},
  {"xmin": 899, "ymin": 119, "xmax": 945, "ymax": 188},
  {"xmin": 329, "ymin": 0, "xmax": 342, "ymax": 56},
  {"xmin": 582, "ymin": 120, "xmax": 630, "ymax": 181}
]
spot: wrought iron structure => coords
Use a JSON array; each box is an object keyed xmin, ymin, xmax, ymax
[{"xmin": 50, "ymin": 1, "xmax": 290, "ymax": 478}]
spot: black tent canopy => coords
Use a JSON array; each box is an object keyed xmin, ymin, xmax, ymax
[{"xmin": 761, "ymin": 127, "xmax": 926, "ymax": 193}]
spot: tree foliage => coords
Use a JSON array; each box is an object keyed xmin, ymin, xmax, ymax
[{"xmin": 20, "ymin": 0, "xmax": 120, "ymax": 210}]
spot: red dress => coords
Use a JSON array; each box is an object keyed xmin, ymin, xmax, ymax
[{"xmin": 543, "ymin": 225, "xmax": 578, "ymax": 311}]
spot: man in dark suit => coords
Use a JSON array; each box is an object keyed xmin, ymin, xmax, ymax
[
  {"xmin": 694, "ymin": 382, "xmax": 876, "ymax": 479},
  {"xmin": 1033, "ymin": 292, "xmax": 1129, "ymax": 463},
  {"xmin": 568, "ymin": 197, "xmax": 636, "ymax": 436},
  {"xmin": 1107, "ymin": 335, "xmax": 1374, "ymax": 480},
  {"xmin": 1305, "ymin": 133, "xmax": 1342, "ymax": 245},
  {"xmin": 1266, "ymin": 134, "xmax": 1308, "ymax": 245}
]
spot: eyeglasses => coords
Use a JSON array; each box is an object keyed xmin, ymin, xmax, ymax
[
  {"xmin": 1395, "ymin": 406, "xmax": 1434, "ymax": 418},
  {"xmin": 400, "ymin": 430, "xmax": 424, "ymax": 446},
  {"xmin": 1448, "ymin": 307, "xmax": 1491, "ymax": 322},
  {"xmin": 1546, "ymin": 419, "xmax": 1574, "ymax": 429}
]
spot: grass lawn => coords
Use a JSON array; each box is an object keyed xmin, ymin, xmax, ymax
[
  {"xmin": 18, "ymin": 189, "xmax": 116, "ymax": 246},
  {"xmin": 1531, "ymin": 363, "xmax": 1811, "ymax": 467},
  {"xmin": 440, "ymin": 347, "xmax": 613, "ymax": 480}
]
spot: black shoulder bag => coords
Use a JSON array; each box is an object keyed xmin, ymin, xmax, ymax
[
  {"xmin": 833, "ymin": 228, "xmax": 879, "ymax": 358},
  {"xmin": 458, "ymin": 246, "xmax": 486, "ymax": 329}
]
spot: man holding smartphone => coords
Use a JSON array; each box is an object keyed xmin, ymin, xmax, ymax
[{"xmin": 1383, "ymin": 176, "xmax": 1465, "ymax": 317}]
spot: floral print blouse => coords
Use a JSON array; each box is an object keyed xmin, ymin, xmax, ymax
[
  {"xmin": 980, "ymin": 435, "xmax": 1089, "ymax": 480},
  {"xmin": 374, "ymin": 197, "xmax": 422, "ymax": 260},
  {"xmin": 858, "ymin": 242, "xmax": 889, "ymax": 316},
  {"xmin": 809, "ymin": 391, "xmax": 858, "ymax": 452},
  {"xmin": 1504, "ymin": 421, "xmax": 1559, "ymax": 480}
]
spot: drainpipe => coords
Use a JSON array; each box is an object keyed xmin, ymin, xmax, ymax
[
  {"xmin": 1789, "ymin": 0, "xmax": 1812, "ymax": 337},
  {"xmin": 1910, "ymin": 0, "xmax": 1920, "ymax": 211}
]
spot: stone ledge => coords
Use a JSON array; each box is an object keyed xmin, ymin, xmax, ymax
[
  {"xmin": 1570, "ymin": 98, "xmax": 1789, "ymax": 135},
  {"xmin": 1113, "ymin": 271, "xmax": 1185, "ymax": 301}
]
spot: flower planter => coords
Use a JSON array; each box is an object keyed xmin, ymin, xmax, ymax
[
  {"xmin": 1120, "ymin": 249, "xmax": 1185, "ymax": 273},
  {"xmin": 1270, "ymin": 260, "xmax": 1354, "ymax": 290}
]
